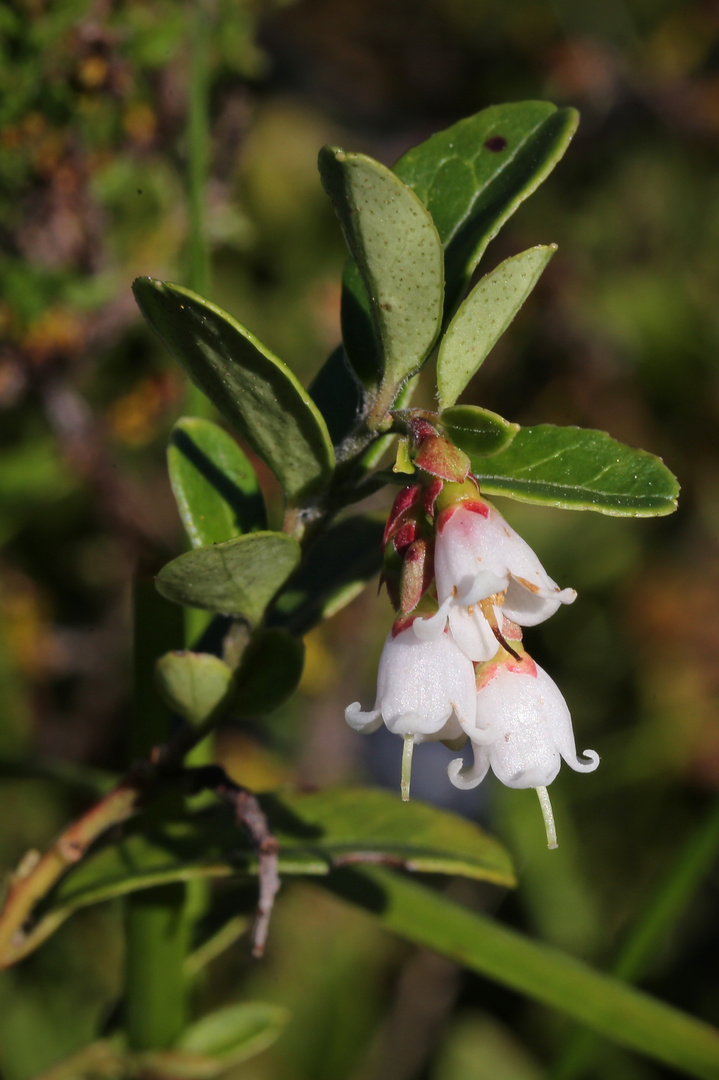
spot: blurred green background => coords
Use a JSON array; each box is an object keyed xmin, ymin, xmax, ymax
[{"xmin": 1, "ymin": 0, "xmax": 718, "ymax": 1077}]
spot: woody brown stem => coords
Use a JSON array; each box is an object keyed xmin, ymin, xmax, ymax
[{"xmin": 0, "ymin": 782, "xmax": 140, "ymax": 968}]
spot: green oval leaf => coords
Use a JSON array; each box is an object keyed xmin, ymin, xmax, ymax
[
  {"xmin": 394, "ymin": 101, "xmax": 578, "ymax": 312},
  {"xmin": 464, "ymin": 425, "xmax": 680, "ymax": 516},
  {"xmin": 441, "ymin": 405, "xmax": 519, "ymax": 458},
  {"xmin": 233, "ymin": 628, "xmax": 305, "ymax": 716},
  {"xmin": 156, "ymin": 532, "xmax": 301, "ymax": 622},
  {"xmin": 168, "ymin": 418, "xmax": 266, "ymax": 548},
  {"xmin": 133, "ymin": 278, "xmax": 334, "ymax": 505},
  {"xmin": 155, "ymin": 652, "xmax": 235, "ymax": 728},
  {"xmin": 43, "ymin": 788, "xmax": 516, "ymax": 920},
  {"xmin": 177, "ymin": 1002, "xmax": 289, "ymax": 1066},
  {"xmin": 319, "ymin": 148, "xmax": 444, "ymax": 396},
  {"xmin": 437, "ymin": 245, "xmax": 556, "ymax": 408},
  {"xmin": 269, "ymin": 515, "xmax": 384, "ymax": 635}
]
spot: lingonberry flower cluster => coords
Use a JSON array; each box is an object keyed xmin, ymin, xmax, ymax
[{"xmin": 345, "ymin": 416, "xmax": 599, "ymax": 847}]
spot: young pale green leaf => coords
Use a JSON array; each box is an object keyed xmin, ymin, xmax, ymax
[
  {"xmin": 176, "ymin": 1002, "xmax": 289, "ymax": 1066},
  {"xmin": 155, "ymin": 652, "xmax": 235, "ymax": 728},
  {"xmin": 394, "ymin": 101, "xmax": 578, "ymax": 311},
  {"xmin": 133, "ymin": 278, "xmax": 334, "ymax": 504},
  {"xmin": 233, "ymin": 628, "xmax": 305, "ymax": 716},
  {"xmin": 269, "ymin": 515, "xmax": 384, "ymax": 634},
  {"xmin": 437, "ymin": 245, "xmax": 556, "ymax": 408},
  {"xmin": 441, "ymin": 405, "xmax": 520, "ymax": 458},
  {"xmin": 328, "ymin": 868, "xmax": 719, "ymax": 1080},
  {"xmin": 168, "ymin": 418, "xmax": 266, "ymax": 547},
  {"xmin": 155, "ymin": 532, "xmax": 301, "ymax": 622},
  {"xmin": 460, "ymin": 425, "xmax": 680, "ymax": 516},
  {"xmin": 43, "ymin": 788, "xmax": 516, "ymax": 924},
  {"xmin": 318, "ymin": 148, "xmax": 444, "ymax": 396}
]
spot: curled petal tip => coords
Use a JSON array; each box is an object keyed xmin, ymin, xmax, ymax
[
  {"xmin": 447, "ymin": 753, "xmax": 488, "ymax": 790},
  {"xmin": 557, "ymin": 587, "xmax": 577, "ymax": 605},
  {"xmin": 345, "ymin": 702, "xmax": 382, "ymax": 734},
  {"xmin": 572, "ymin": 748, "xmax": 600, "ymax": 772},
  {"xmin": 412, "ymin": 597, "xmax": 452, "ymax": 640}
]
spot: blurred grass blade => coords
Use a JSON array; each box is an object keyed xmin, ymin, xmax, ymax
[
  {"xmin": 168, "ymin": 418, "xmax": 266, "ymax": 547},
  {"xmin": 133, "ymin": 278, "xmax": 334, "ymax": 505},
  {"xmin": 550, "ymin": 795, "xmax": 719, "ymax": 1080},
  {"xmin": 156, "ymin": 532, "xmax": 300, "ymax": 622},
  {"xmin": 319, "ymin": 147, "xmax": 444, "ymax": 401},
  {"xmin": 437, "ymin": 245, "xmax": 556, "ymax": 407},
  {"xmin": 394, "ymin": 101, "xmax": 578, "ymax": 312},
  {"xmin": 466, "ymin": 424, "xmax": 680, "ymax": 515},
  {"xmin": 327, "ymin": 867, "xmax": 719, "ymax": 1080}
]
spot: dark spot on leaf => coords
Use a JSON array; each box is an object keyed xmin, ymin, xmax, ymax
[{"xmin": 484, "ymin": 136, "xmax": 507, "ymax": 152}]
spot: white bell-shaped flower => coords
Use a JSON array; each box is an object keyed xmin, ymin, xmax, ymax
[
  {"xmin": 414, "ymin": 500, "xmax": 576, "ymax": 661},
  {"xmin": 448, "ymin": 653, "xmax": 599, "ymax": 847},
  {"xmin": 346, "ymin": 624, "xmax": 477, "ymax": 744}
]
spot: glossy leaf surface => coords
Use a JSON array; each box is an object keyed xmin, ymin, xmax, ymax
[
  {"xmin": 460, "ymin": 425, "xmax": 680, "ymax": 516},
  {"xmin": 155, "ymin": 652, "xmax": 235, "ymax": 728},
  {"xmin": 133, "ymin": 278, "xmax": 334, "ymax": 504},
  {"xmin": 168, "ymin": 418, "xmax": 266, "ymax": 547},
  {"xmin": 394, "ymin": 101, "xmax": 578, "ymax": 310},
  {"xmin": 441, "ymin": 405, "xmax": 519, "ymax": 459},
  {"xmin": 328, "ymin": 868, "xmax": 719, "ymax": 1080},
  {"xmin": 437, "ymin": 245, "xmax": 556, "ymax": 407},
  {"xmin": 156, "ymin": 532, "xmax": 300, "ymax": 622},
  {"xmin": 44, "ymin": 788, "xmax": 516, "ymax": 918},
  {"xmin": 319, "ymin": 148, "xmax": 444, "ymax": 393},
  {"xmin": 269, "ymin": 515, "xmax": 384, "ymax": 634}
]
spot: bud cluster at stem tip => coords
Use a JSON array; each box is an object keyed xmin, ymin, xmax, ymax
[{"xmin": 345, "ymin": 414, "xmax": 598, "ymax": 849}]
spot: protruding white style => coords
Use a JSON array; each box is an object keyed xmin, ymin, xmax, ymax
[
  {"xmin": 448, "ymin": 658, "xmax": 599, "ymax": 790},
  {"xmin": 414, "ymin": 502, "xmax": 576, "ymax": 661},
  {"xmin": 345, "ymin": 625, "xmax": 478, "ymax": 744}
]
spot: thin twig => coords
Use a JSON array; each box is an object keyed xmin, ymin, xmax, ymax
[{"xmin": 182, "ymin": 765, "xmax": 280, "ymax": 958}]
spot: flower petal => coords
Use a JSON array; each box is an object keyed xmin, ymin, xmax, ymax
[
  {"xmin": 447, "ymin": 605, "xmax": 499, "ymax": 662},
  {"xmin": 448, "ymin": 744, "xmax": 490, "ymax": 789},
  {"xmin": 376, "ymin": 627, "xmax": 478, "ymax": 738},
  {"xmin": 345, "ymin": 702, "xmax": 383, "ymax": 734}
]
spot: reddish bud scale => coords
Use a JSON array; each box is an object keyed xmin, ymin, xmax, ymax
[
  {"xmin": 383, "ymin": 484, "xmax": 422, "ymax": 548},
  {"xmin": 408, "ymin": 416, "xmax": 438, "ymax": 446},
  {"xmin": 391, "ymin": 611, "xmax": 418, "ymax": 637},
  {"xmin": 399, "ymin": 537, "xmax": 434, "ymax": 614},
  {"xmin": 413, "ymin": 435, "xmax": 471, "ymax": 483},
  {"xmin": 393, "ymin": 519, "xmax": 418, "ymax": 556},
  {"xmin": 423, "ymin": 477, "xmax": 444, "ymax": 520}
]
